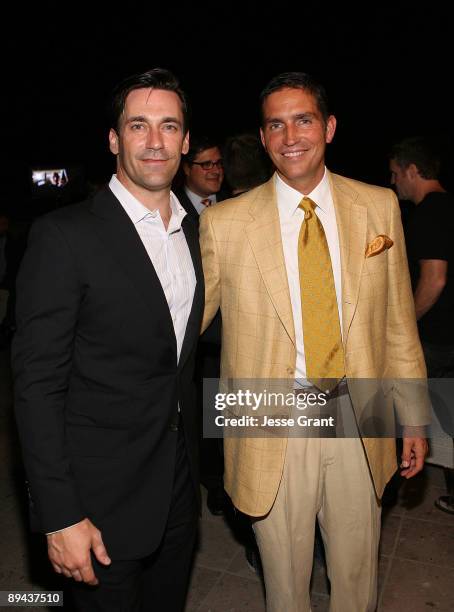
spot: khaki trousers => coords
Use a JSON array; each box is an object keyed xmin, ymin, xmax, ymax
[{"xmin": 252, "ymin": 435, "xmax": 381, "ymax": 612}]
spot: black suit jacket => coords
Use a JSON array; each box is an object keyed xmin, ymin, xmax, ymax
[
  {"xmin": 174, "ymin": 187, "xmax": 200, "ymax": 224},
  {"xmin": 12, "ymin": 187, "xmax": 204, "ymax": 559}
]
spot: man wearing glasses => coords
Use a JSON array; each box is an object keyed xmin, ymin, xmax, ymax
[{"xmin": 176, "ymin": 136, "xmax": 226, "ymax": 222}]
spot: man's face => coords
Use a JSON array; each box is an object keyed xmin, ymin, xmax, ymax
[
  {"xmin": 389, "ymin": 159, "xmax": 414, "ymax": 201},
  {"xmin": 109, "ymin": 88, "xmax": 189, "ymax": 197},
  {"xmin": 260, "ymin": 87, "xmax": 336, "ymax": 193},
  {"xmin": 184, "ymin": 147, "xmax": 224, "ymax": 197}
]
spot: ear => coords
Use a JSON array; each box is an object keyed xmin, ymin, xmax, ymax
[
  {"xmin": 182, "ymin": 130, "xmax": 190, "ymax": 156},
  {"xmin": 259, "ymin": 127, "xmax": 267, "ymax": 151},
  {"xmin": 109, "ymin": 129, "xmax": 119, "ymax": 155},
  {"xmin": 408, "ymin": 163, "xmax": 419, "ymax": 179},
  {"xmin": 325, "ymin": 115, "xmax": 337, "ymax": 144}
]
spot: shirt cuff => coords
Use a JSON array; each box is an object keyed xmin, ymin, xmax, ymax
[{"xmin": 46, "ymin": 521, "xmax": 81, "ymax": 535}]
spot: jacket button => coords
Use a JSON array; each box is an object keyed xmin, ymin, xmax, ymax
[
  {"xmin": 169, "ymin": 422, "xmax": 179, "ymax": 432},
  {"xmin": 287, "ymin": 367, "xmax": 294, "ymax": 375}
]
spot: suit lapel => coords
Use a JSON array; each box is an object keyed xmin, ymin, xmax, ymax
[
  {"xmin": 89, "ymin": 189, "xmax": 204, "ymax": 367},
  {"xmin": 89, "ymin": 188, "xmax": 176, "ymax": 346},
  {"xmin": 329, "ymin": 173, "xmax": 367, "ymax": 344},
  {"xmin": 179, "ymin": 214, "xmax": 204, "ymax": 369},
  {"xmin": 175, "ymin": 188, "xmax": 200, "ymax": 225},
  {"xmin": 245, "ymin": 178, "xmax": 296, "ymax": 346},
  {"xmin": 244, "ymin": 174, "xmax": 368, "ymax": 350}
]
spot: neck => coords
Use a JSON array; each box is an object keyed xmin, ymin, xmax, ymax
[
  {"xmin": 413, "ymin": 180, "xmax": 445, "ymax": 205},
  {"xmin": 186, "ymin": 184, "xmax": 213, "ymax": 199},
  {"xmin": 116, "ymin": 171, "xmax": 172, "ymax": 218},
  {"xmin": 278, "ymin": 167, "xmax": 325, "ymax": 196}
]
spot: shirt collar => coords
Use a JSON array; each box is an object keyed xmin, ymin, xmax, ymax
[
  {"xmin": 109, "ymin": 175, "xmax": 187, "ymax": 230},
  {"xmin": 185, "ymin": 186, "xmax": 217, "ymax": 207},
  {"xmin": 275, "ymin": 167, "xmax": 330, "ymax": 220},
  {"xmin": 167, "ymin": 193, "xmax": 187, "ymax": 233}
]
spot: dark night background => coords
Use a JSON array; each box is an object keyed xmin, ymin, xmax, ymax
[{"xmin": 2, "ymin": 2, "xmax": 452, "ymax": 217}]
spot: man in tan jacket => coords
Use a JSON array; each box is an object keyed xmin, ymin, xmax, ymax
[{"xmin": 200, "ymin": 72, "xmax": 429, "ymax": 611}]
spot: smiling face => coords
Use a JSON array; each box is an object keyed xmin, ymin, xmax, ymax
[
  {"xmin": 183, "ymin": 147, "xmax": 224, "ymax": 197},
  {"xmin": 260, "ymin": 87, "xmax": 336, "ymax": 194},
  {"xmin": 109, "ymin": 87, "xmax": 189, "ymax": 200}
]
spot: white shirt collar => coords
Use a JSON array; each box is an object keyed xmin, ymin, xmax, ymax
[
  {"xmin": 275, "ymin": 168, "xmax": 331, "ymax": 220},
  {"xmin": 109, "ymin": 175, "xmax": 187, "ymax": 231},
  {"xmin": 185, "ymin": 186, "xmax": 217, "ymax": 207}
]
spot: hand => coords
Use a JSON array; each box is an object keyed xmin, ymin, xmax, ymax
[
  {"xmin": 47, "ymin": 518, "xmax": 111, "ymax": 585},
  {"xmin": 400, "ymin": 435, "xmax": 428, "ymax": 479}
]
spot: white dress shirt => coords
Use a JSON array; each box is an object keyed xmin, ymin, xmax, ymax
[
  {"xmin": 276, "ymin": 169, "xmax": 343, "ymax": 383},
  {"xmin": 109, "ymin": 175, "xmax": 196, "ymax": 363},
  {"xmin": 184, "ymin": 186, "xmax": 217, "ymax": 215}
]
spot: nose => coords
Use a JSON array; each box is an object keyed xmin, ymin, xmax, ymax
[
  {"xmin": 283, "ymin": 123, "xmax": 298, "ymax": 146},
  {"xmin": 207, "ymin": 168, "xmax": 222, "ymax": 177},
  {"xmin": 145, "ymin": 127, "xmax": 164, "ymax": 150}
]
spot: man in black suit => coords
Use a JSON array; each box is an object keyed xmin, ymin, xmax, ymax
[{"xmin": 13, "ymin": 68, "xmax": 203, "ymax": 611}]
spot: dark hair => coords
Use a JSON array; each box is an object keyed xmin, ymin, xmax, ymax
[
  {"xmin": 184, "ymin": 135, "xmax": 221, "ymax": 164},
  {"xmin": 110, "ymin": 68, "xmax": 189, "ymax": 134},
  {"xmin": 223, "ymin": 133, "xmax": 272, "ymax": 192},
  {"xmin": 389, "ymin": 137, "xmax": 442, "ymax": 180},
  {"xmin": 260, "ymin": 71, "xmax": 330, "ymax": 126}
]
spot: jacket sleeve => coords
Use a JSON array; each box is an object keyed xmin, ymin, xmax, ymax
[
  {"xmin": 385, "ymin": 190, "xmax": 431, "ymax": 426},
  {"xmin": 199, "ymin": 210, "xmax": 221, "ymax": 334},
  {"xmin": 12, "ymin": 216, "xmax": 86, "ymax": 533}
]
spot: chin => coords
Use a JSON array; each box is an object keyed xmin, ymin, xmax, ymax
[{"xmin": 282, "ymin": 170, "xmax": 307, "ymax": 182}]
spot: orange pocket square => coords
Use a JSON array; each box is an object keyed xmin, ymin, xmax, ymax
[{"xmin": 365, "ymin": 235, "xmax": 394, "ymax": 258}]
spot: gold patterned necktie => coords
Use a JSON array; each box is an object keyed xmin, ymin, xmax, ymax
[{"xmin": 298, "ymin": 197, "xmax": 345, "ymax": 391}]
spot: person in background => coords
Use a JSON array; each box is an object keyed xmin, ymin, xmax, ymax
[
  {"xmin": 390, "ymin": 136, "xmax": 454, "ymax": 515},
  {"xmin": 174, "ymin": 136, "xmax": 228, "ymax": 516},
  {"xmin": 175, "ymin": 136, "xmax": 226, "ymax": 220},
  {"xmin": 223, "ymin": 132, "xmax": 272, "ymax": 196}
]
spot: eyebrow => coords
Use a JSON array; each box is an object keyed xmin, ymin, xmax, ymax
[
  {"xmin": 264, "ymin": 112, "xmax": 317, "ymax": 125},
  {"xmin": 125, "ymin": 115, "xmax": 183, "ymax": 126}
]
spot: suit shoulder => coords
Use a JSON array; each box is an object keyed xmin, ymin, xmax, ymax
[
  {"xmin": 27, "ymin": 200, "xmax": 96, "ymax": 254},
  {"xmin": 332, "ymin": 173, "xmax": 395, "ymax": 203},
  {"xmin": 332, "ymin": 174, "xmax": 398, "ymax": 219},
  {"xmin": 203, "ymin": 183, "xmax": 266, "ymax": 220},
  {"xmin": 34, "ymin": 199, "xmax": 92, "ymax": 230}
]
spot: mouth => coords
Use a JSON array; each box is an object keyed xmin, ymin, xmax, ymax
[
  {"xmin": 282, "ymin": 150, "xmax": 308, "ymax": 159},
  {"xmin": 141, "ymin": 158, "xmax": 169, "ymax": 163}
]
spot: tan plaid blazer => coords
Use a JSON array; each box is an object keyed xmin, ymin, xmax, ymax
[{"xmin": 200, "ymin": 171, "xmax": 428, "ymax": 516}]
